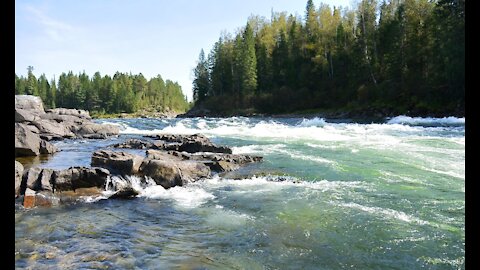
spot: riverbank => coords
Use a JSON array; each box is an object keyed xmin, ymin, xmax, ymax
[{"xmin": 177, "ymin": 104, "xmax": 465, "ymax": 121}]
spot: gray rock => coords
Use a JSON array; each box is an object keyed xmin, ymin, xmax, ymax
[
  {"xmin": 113, "ymin": 139, "xmax": 154, "ymax": 149},
  {"xmin": 39, "ymin": 140, "xmax": 59, "ymax": 154},
  {"xmin": 70, "ymin": 123, "xmax": 120, "ymax": 139},
  {"xmin": 15, "ymin": 161, "xmax": 24, "ymax": 198},
  {"xmin": 15, "ymin": 108, "xmax": 41, "ymax": 122},
  {"xmin": 30, "ymin": 119, "xmax": 75, "ymax": 138},
  {"xmin": 146, "ymin": 134, "xmax": 232, "ymax": 154},
  {"xmin": 15, "ymin": 123, "xmax": 41, "ymax": 156},
  {"xmin": 91, "ymin": 150, "xmax": 144, "ymax": 175},
  {"xmin": 22, "ymin": 167, "xmax": 54, "ymax": 192},
  {"xmin": 139, "ymin": 159, "xmax": 183, "ymax": 188},
  {"xmin": 15, "ymin": 95, "xmax": 45, "ymax": 112},
  {"xmin": 138, "ymin": 157, "xmax": 211, "ymax": 188},
  {"xmin": 53, "ymin": 167, "xmax": 110, "ymax": 192},
  {"xmin": 48, "ymin": 108, "xmax": 91, "ymax": 120}
]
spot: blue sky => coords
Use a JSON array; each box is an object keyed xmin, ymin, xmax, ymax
[{"xmin": 15, "ymin": 0, "xmax": 352, "ymax": 101}]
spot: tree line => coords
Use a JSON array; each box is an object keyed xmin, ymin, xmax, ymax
[
  {"xmin": 193, "ymin": 0, "xmax": 464, "ymax": 116},
  {"xmin": 15, "ymin": 67, "xmax": 190, "ymax": 114}
]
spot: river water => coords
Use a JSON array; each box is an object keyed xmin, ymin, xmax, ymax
[{"xmin": 15, "ymin": 116, "xmax": 465, "ymax": 269}]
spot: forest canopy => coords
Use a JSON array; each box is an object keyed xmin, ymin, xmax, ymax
[
  {"xmin": 15, "ymin": 68, "xmax": 190, "ymax": 114},
  {"xmin": 192, "ymin": 0, "xmax": 464, "ymax": 116}
]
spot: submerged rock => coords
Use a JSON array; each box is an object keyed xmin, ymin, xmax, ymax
[
  {"xmin": 109, "ymin": 187, "xmax": 139, "ymax": 199},
  {"xmin": 23, "ymin": 188, "xmax": 60, "ymax": 208}
]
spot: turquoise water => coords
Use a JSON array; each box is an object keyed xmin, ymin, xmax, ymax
[{"xmin": 15, "ymin": 116, "xmax": 465, "ymax": 269}]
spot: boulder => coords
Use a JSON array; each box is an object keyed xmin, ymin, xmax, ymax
[
  {"xmin": 15, "ymin": 161, "xmax": 24, "ymax": 197},
  {"xmin": 22, "ymin": 167, "xmax": 54, "ymax": 192},
  {"xmin": 138, "ymin": 159, "xmax": 183, "ymax": 189},
  {"xmin": 91, "ymin": 150, "xmax": 144, "ymax": 175},
  {"xmin": 206, "ymin": 160, "xmax": 240, "ymax": 172},
  {"xmin": 23, "ymin": 188, "xmax": 60, "ymax": 208},
  {"xmin": 30, "ymin": 119, "xmax": 75, "ymax": 138},
  {"xmin": 53, "ymin": 167, "xmax": 110, "ymax": 192},
  {"xmin": 15, "ymin": 123, "xmax": 59, "ymax": 156},
  {"xmin": 15, "ymin": 95, "xmax": 45, "ymax": 113},
  {"xmin": 15, "ymin": 123, "xmax": 41, "ymax": 156},
  {"xmin": 138, "ymin": 157, "xmax": 211, "ymax": 188},
  {"xmin": 39, "ymin": 140, "xmax": 59, "ymax": 154}
]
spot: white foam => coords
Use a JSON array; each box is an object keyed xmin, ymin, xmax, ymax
[
  {"xmin": 339, "ymin": 202, "xmax": 429, "ymax": 225},
  {"xmin": 387, "ymin": 115, "xmax": 465, "ymax": 126},
  {"xmin": 140, "ymin": 184, "xmax": 215, "ymax": 208},
  {"xmin": 297, "ymin": 117, "xmax": 327, "ymax": 127}
]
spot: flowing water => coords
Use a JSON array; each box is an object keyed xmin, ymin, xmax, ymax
[{"xmin": 15, "ymin": 116, "xmax": 465, "ymax": 269}]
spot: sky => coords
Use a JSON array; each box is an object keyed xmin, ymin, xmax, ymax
[{"xmin": 15, "ymin": 0, "xmax": 352, "ymax": 101}]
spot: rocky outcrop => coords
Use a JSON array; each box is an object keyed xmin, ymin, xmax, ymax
[
  {"xmin": 15, "ymin": 95, "xmax": 45, "ymax": 112},
  {"xmin": 91, "ymin": 150, "xmax": 144, "ymax": 175},
  {"xmin": 17, "ymin": 166, "xmax": 110, "ymax": 198},
  {"xmin": 15, "ymin": 95, "xmax": 120, "ymax": 157}
]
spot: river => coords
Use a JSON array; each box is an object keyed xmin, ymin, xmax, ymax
[{"xmin": 15, "ymin": 116, "xmax": 465, "ymax": 269}]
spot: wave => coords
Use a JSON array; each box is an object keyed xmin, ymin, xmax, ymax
[
  {"xmin": 297, "ymin": 117, "xmax": 327, "ymax": 127},
  {"xmin": 387, "ymin": 115, "xmax": 465, "ymax": 126},
  {"xmin": 338, "ymin": 202, "xmax": 430, "ymax": 225}
]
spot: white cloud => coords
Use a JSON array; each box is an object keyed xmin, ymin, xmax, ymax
[{"xmin": 24, "ymin": 4, "xmax": 76, "ymax": 42}]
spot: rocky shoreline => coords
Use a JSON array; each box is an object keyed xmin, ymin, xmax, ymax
[{"xmin": 15, "ymin": 95, "xmax": 262, "ymax": 208}]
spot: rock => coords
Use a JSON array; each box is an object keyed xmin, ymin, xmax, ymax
[
  {"xmin": 15, "ymin": 161, "xmax": 24, "ymax": 198},
  {"xmin": 15, "ymin": 108, "xmax": 41, "ymax": 122},
  {"xmin": 138, "ymin": 156, "xmax": 211, "ymax": 188},
  {"xmin": 15, "ymin": 123, "xmax": 59, "ymax": 156},
  {"xmin": 91, "ymin": 150, "xmax": 144, "ymax": 175},
  {"xmin": 138, "ymin": 159, "xmax": 183, "ymax": 188},
  {"xmin": 15, "ymin": 95, "xmax": 45, "ymax": 113},
  {"xmin": 70, "ymin": 123, "xmax": 120, "ymax": 139},
  {"xmin": 23, "ymin": 188, "xmax": 60, "ymax": 208},
  {"xmin": 147, "ymin": 134, "xmax": 232, "ymax": 154},
  {"xmin": 40, "ymin": 112, "xmax": 87, "ymax": 124},
  {"xmin": 22, "ymin": 167, "xmax": 54, "ymax": 192},
  {"xmin": 113, "ymin": 139, "xmax": 154, "ymax": 149},
  {"xmin": 39, "ymin": 140, "xmax": 58, "ymax": 154},
  {"xmin": 47, "ymin": 108, "xmax": 91, "ymax": 120},
  {"xmin": 15, "ymin": 123, "xmax": 41, "ymax": 156},
  {"xmin": 109, "ymin": 187, "xmax": 139, "ymax": 199},
  {"xmin": 30, "ymin": 119, "xmax": 76, "ymax": 138},
  {"xmin": 206, "ymin": 160, "xmax": 240, "ymax": 172},
  {"xmin": 53, "ymin": 167, "xmax": 110, "ymax": 192}
]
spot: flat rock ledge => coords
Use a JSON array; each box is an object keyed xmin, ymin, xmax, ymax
[{"xmin": 15, "ymin": 95, "xmax": 119, "ymax": 157}]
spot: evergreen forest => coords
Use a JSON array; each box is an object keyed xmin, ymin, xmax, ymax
[
  {"xmin": 192, "ymin": 0, "xmax": 464, "ymax": 116},
  {"xmin": 15, "ymin": 68, "xmax": 190, "ymax": 114}
]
